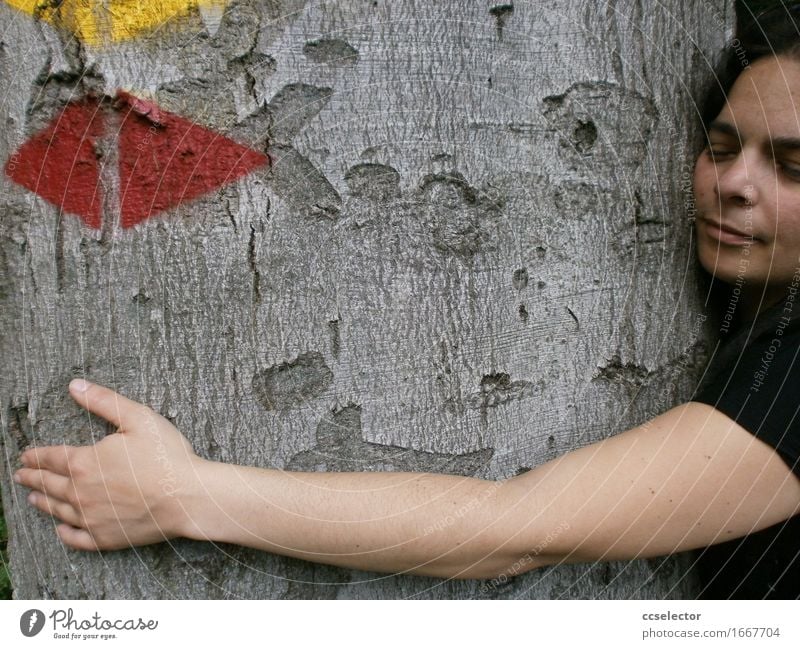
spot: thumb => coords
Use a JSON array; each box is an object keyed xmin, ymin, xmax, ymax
[{"xmin": 69, "ymin": 379, "xmax": 147, "ymax": 430}]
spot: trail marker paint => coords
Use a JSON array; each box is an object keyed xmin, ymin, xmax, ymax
[
  {"xmin": 4, "ymin": 92, "xmax": 268, "ymax": 229},
  {"xmin": 115, "ymin": 91, "xmax": 268, "ymax": 228},
  {"xmin": 4, "ymin": 98, "xmax": 105, "ymax": 228},
  {"xmin": 3, "ymin": 0, "xmax": 229, "ymax": 45}
]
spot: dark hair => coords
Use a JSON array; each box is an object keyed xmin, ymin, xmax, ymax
[
  {"xmin": 696, "ymin": 3, "xmax": 800, "ymax": 330},
  {"xmin": 701, "ymin": 2, "xmax": 800, "ymax": 126}
]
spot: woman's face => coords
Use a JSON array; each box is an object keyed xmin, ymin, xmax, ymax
[{"xmin": 693, "ymin": 54, "xmax": 800, "ymax": 307}]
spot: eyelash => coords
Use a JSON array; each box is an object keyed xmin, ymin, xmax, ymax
[
  {"xmin": 780, "ymin": 163, "xmax": 800, "ymax": 180},
  {"xmin": 705, "ymin": 147, "xmax": 734, "ymax": 160},
  {"xmin": 706, "ymin": 146, "xmax": 733, "ymax": 162}
]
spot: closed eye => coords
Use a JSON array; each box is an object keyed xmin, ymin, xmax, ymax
[
  {"xmin": 706, "ymin": 147, "xmax": 737, "ymax": 161},
  {"xmin": 778, "ymin": 161, "xmax": 800, "ymax": 180}
]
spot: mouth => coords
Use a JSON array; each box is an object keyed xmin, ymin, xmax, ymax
[{"xmin": 699, "ymin": 217, "xmax": 759, "ymax": 245}]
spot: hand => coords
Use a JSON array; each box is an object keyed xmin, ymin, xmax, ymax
[{"xmin": 13, "ymin": 379, "xmax": 206, "ymax": 551}]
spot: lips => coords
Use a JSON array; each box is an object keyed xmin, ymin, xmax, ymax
[{"xmin": 699, "ymin": 217, "xmax": 759, "ymax": 245}]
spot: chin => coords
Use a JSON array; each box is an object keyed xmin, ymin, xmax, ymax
[{"xmin": 696, "ymin": 245, "xmax": 745, "ymax": 285}]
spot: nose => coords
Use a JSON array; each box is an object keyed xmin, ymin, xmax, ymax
[{"xmin": 714, "ymin": 150, "xmax": 759, "ymax": 207}]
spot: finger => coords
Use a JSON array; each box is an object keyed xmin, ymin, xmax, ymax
[
  {"xmin": 14, "ymin": 468, "xmax": 73, "ymax": 500},
  {"xmin": 69, "ymin": 379, "xmax": 148, "ymax": 430},
  {"xmin": 26, "ymin": 490, "xmax": 83, "ymax": 528},
  {"xmin": 20, "ymin": 445, "xmax": 75, "ymax": 475},
  {"xmin": 56, "ymin": 524, "xmax": 101, "ymax": 552}
]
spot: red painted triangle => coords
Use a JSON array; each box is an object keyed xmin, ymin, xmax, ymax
[
  {"xmin": 116, "ymin": 91, "xmax": 269, "ymax": 228},
  {"xmin": 4, "ymin": 99, "xmax": 105, "ymax": 228}
]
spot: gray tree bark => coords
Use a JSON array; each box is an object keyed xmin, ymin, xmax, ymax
[{"xmin": 1, "ymin": 0, "xmax": 733, "ymax": 599}]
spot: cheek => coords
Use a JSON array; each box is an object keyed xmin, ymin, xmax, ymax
[
  {"xmin": 692, "ymin": 157, "xmax": 715, "ymax": 210},
  {"xmin": 774, "ymin": 206, "xmax": 800, "ymax": 252}
]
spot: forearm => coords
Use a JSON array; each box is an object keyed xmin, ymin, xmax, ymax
[
  {"xmin": 203, "ymin": 402, "xmax": 800, "ymax": 577},
  {"xmin": 179, "ymin": 460, "xmax": 550, "ymax": 579},
  {"xmin": 29, "ymin": 380, "xmax": 800, "ymax": 569}
]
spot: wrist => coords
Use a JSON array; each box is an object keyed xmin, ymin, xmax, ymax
[{"xmin": 173, "ymin": 457, "xmax": 233, "ymax": 542}]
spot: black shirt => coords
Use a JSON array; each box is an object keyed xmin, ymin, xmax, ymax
[{"xmin": 690, "ymin": 291, "xmax": 800, "ymax": 599}]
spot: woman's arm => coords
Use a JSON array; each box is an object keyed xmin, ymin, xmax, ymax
[{"xmin": 14, "ymin": 380, "xmax": 800, "ymax": 580}]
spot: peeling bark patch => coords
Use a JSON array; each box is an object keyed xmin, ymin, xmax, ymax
[
  {"xmin": 420, "ymin": 171, "xmax": 502, "ymax": 257},
  {"xmin": 489, "ymin": 4, "xmax": 514, "ymax": 40},
  {"xmin": 634, "ymin": 190, "xmax": 668, "ymax": 244},
  {"xmin": 572, "ymin": 120, "xmax": 597, "ymax": 153},
  {"xmin": 266, "ymin": 83, "xmax": 333, "ymax": 142},
  {"xmin": 27, "ymin": 65, "xmax": 97, "ymax": 133},
  {"xmin": 344, "ymin": 163, "xmax": 400, "ymax": 202},
  {"xmin": 252, "ymin": 84, "xmax": 340, "ymax": 221},
  {"xmin": 267, "ymin": 144, "xmax": 341, "ymax": 220},
  {"xmin": 466, "ymin": 372, "xmax": 535, "ymax": 409},
  {"xmin": 542, "ymin": 81, "xmax": 657, "ymax": 168},
  {"xmin": 7, "ymin": 403, "xmax": 31, "ymax": 453},
  {"xmin": 287, "ymin": 404, "xmax": 493, "ymax": 475},
  {"xmin": 592, "ymin": 354, "xmax": 650, "ymax": 386},
  {"xmin": 252, "ymin": 351, "xmax": 334, "ymax": 411},
  {"xmin": 4, "ymin": 98, "xmax": 105, "ymax": 229},
  {"xmin": 228, "ymin": 51, "xmax": 276, "ymax": 92},
  {"xmin": 132, "ymin": 291, "xmax": 151, "ymax": 304},
  {"xmin": 552, "ymin": 180, "xmax": 613, "ymax": 218},
  {"xmin": 512, "ymin": 268, "xmax": 528, "ymax": 290},
  {"xmin": 303, "ymin": 39, "xmax": 359, "ymax": 65},
  {"xmin": 115, "ymin": 91, "xmax": 268, "ymax": 228}
]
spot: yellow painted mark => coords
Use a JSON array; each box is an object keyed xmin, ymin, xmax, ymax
[
  {"xmin": 2, "ymin": 0, "xmax": 228, "ymax": 45},
  {"xmin": 4, "ymin": 0, "xmax": 42, "ymax": 14}
]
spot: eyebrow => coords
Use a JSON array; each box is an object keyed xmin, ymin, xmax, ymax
[
  {"xmin": 708, "ymin": 120, "xmax": 739, "ymax": 139},
  {"xmin": 708, "ymin": 120, "xmax": 800, "ymax": 151},
  {"xmin": 773, "ymin": 136, "xmax": 800, "ymax": 151}
]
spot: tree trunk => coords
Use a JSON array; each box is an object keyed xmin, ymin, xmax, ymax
[{"xmin": 1, "ymin": 0, "xmax": 733, "ymax": 599}]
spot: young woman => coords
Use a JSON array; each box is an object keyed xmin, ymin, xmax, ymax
[{"xmin": 12, "ymin": 6, "xmax": 800, "ymax": 598}]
